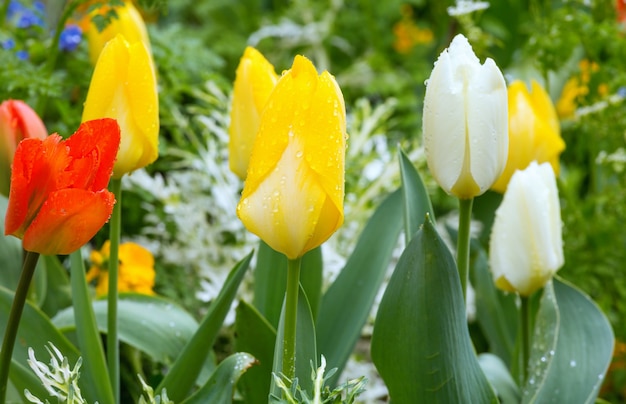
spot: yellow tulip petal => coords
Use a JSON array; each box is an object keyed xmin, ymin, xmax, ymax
[
  {"xmin": 237, "ymin": 55, "xmax": 345, "ymax": 259},
  {"xmin": 83, "ymin": 34, "xmax": 159, "ymax": 178},
  {"xmin": 228, "ymin": 47, "xmax": 278, "ymax": 179},
  {"xmin": 491, "ymin": 80, "xmax": 565, "ymax": 193}
]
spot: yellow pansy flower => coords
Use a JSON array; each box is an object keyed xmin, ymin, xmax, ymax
[{"xmin": 87, "ymin": 241, "xmax": 156, "ymax": 297}]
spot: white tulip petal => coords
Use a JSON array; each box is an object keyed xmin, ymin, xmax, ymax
[
  {"xmin": 423, "ymin": 47, "xmax": 467, "ymax": 193},
  {"xmin": 489, "ymin": 162, "xmax": 563, "ymax": 296},
  {"xmin": 423, "ymin": 34, "xmax": 508, "ymax": 198},
  {"xmin": 467, "ymin": 58, "xmax": 509, "ymax": 193}
]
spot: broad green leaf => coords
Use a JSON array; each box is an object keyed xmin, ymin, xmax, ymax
[
  {"xmin": 478, "ymin": 353, "xmax": 520, "ymax": 404},
  {"xmin": 398, "ymin": 148, "xmax": 435, "ymax": 243},
  {"xmin": 317, "ymin": 188, "xmax": 403, "ymax": 384},
  {"xmin": 0, "ymin": 286, "xmax": 83, "ymax": 403},
  {"xmin": 156, "ymin": 251, "xmax": 253, "ymax": 401},
  {"xmin": 371, "ymin": 218, "xmax": 497, "ymax": 403},
  {"xmin": 234, "ymin": 300, "xmax": 276, "ymax": 403},
  {"xmin": 522, "ymin": 278, "xmax": 614, "ymax": 403},
  {"xmin": 471, "ymin": 248, "xmax": 517, "ymax": 367},
  {"xmin": 181, "ymin": 352, "xmax": 257, "ymax": 404},
  {"xmin": 253, "ymin": 243, "xmax": 322, "ymax": 328},
  {"xmin": 53, "ymin": 294, "xmax": 199, "ymax": 364},
  {"xmin": 67, "ymin": 250, "xmax": 115, "ymax": 404},
  {"xmin": 40, "ymin": 255, "xmax": 72, "ymax": 318},
  {"xmin": 271, "ymin": 286, "xmax": 317, "ymax": 398}
]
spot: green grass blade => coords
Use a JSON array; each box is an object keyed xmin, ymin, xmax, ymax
[
  {"xmin": 316, "ymin": 189, "xmax": 403, "ymax": 384},
  {"xmin": 156, "ymin": 251, "xmax": 252, "ymax": 401}
]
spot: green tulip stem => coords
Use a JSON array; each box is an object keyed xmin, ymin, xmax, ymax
[
  {"xmin": 0, "ymin": 251, "xmax": 40, "ymax": 404},
  {"xmin": 0, "ymin": 0, "xmax": 9, "ymax": 30},
  {"xmin": 456, "ymin": 197, "xmax": 474, "ymax": 304},
  {"xmin": 108, "ymin": 178, "xmax": 122, "ymax": 404},
  {"xmin": 520, "ymin": 295, "xmax": 531, "ymax": 384},
  {"xmin": 283, "ymin": 257, "xmax": 302, "ymax": 386}
]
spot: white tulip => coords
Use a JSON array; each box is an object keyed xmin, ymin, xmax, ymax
[
  {"xmin": 423, "ymin": 34, "xmax": 508, "ymax": 199},
  {"xmin": 489, "ymin": 161, "xmax": 564, "ymax": 296}
]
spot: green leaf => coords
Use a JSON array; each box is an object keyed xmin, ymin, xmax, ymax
[
  {"xmin": 522, "ymin": 278, "xmax": 614, "ymax": 403},
  {"xmin": 181, "ymin": 352, "xmax": 257, "ymax": 404},
  {"xmin": 40, "ymin": 255, "xmax": 72, "ymax": 318},
  {"xmin": 271, "ymin": 286, "xmax": 317, "ymax": 397},
  {"xmin": 471, "ymin": 248, "xmax": 517, "ymax": 367},
  {"xmin": 156, "ymin": 251, "xmax": 253, "ymax": 401},
  {"xmin": 234, "ymin": 300, "xmax": 276, "ymax": 403},
  {"xmin": 53, "ymin": 294, "xmax": 199, "ymax": 364},
  {"xmin": 0, "ymin": 196, "xmax": 22, "ymax": 291},
  {"xmin": 68, "ymin": 250, "xmax": 115, "ymax": 404},
  {"xmin": 371, "ymin": 218, "xmax": 497, "ymax": 403},
  {"xmin": 398, "ymin": 148, "xmax": 435, "ymax": 243},
  {"xmin": 0, "ymin": 286, "xmax": 82, "ymax": 403},
  {"xmin": 478, "ymin": 353, "xmax": 520, "ymax": 404},
  {"xmin": 253, "ymin": 243, "xmax": 322, "ymax": 328},
  {"xmin": 317, "ymin": 188, "xmax": 403, "ymax": 383}
]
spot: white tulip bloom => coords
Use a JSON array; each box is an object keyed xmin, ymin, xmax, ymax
[
  {"xmin": 423, "ymin": 34, "xmax": 508, "ymax": 199},
  {"xmin": 489, "ymin": 161, "xmax": 564, "ymax": 296}
]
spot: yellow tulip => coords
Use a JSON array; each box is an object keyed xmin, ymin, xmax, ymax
[
  {"xmin": 82, "ymin": 34, "xmax": 159, "ymax": 179},
  {"xmin": 491, "ymin": 80, "xmax": 565, "ymax": 193},
  {"xmin": 87, "ymin": 240, "xmax": 156, "ymax": 297},
  {"xmin": 84, "ymin": 1, "xmax": 151, "ymax": 65},
  {"xmin": 229, "ymin": 47, "xmax": 279, "ymax": 180},
  {"xmin": 236, "ymin": 55, "xmax": 346, "ymax": 260}
]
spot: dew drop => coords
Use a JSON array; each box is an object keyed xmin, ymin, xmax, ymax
[{"xmin": 569, "ymin": 360, "xmax": 576, "ymax": 367}]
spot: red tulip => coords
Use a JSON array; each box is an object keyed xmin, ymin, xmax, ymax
[
  {"xmin": 0, "ymin": 100, "xmax": 48, "ymax": 196},
  {"xmin": 4, "ymin": 119, "xmax": 120, "ymax": 255}
]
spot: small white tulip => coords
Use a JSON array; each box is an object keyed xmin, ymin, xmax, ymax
[
  {"xmin": 489, "ymin": 161, "xmax": 564, "ymax": 296},
  {"xmin": 423, "ymin": 34, "xmax": 508, "ymax": 199}
]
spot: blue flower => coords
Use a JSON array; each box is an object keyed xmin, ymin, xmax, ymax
[
  {"xmin": 7, "ymin": 0, "xmax": 45, "ymax": 28},
  {"xmin": 59, "ymin": 25, "xmax": 83, "ymax": 52},
  {"xmin": 15, "ymin": 50, "xmax": 29, "ymax": 60},
  {"xmin": 1, "ymin": 38, "xmax": 16, "ymax": 50}
]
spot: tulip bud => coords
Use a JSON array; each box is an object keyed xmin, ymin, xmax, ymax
[
  {"xmin": 237, "ymin": 55, "xmax": 346, "ymax": 260},
  {"xmin": 423, "ymin": 34, "xmax": 508, "ymax": 199},
  {"xmin": 84, "ymin": 1, "xmax": 151, "ymax": 65},
  {"xmin": 82, "ymin": 34, "xmax": 159, "ymax": 178},
  {"xmin": 489, "ymin": 161, "xmax": 564, "ymax": 297},
  {"xmin": 491, "ymin": 80, "xmax": 565, "ymax": 193},
  {"xmin": 229, "ymin": 47, "xmax": 279, "ymax": 180},
  {"xmin": 0, "ymin": 100, "xmax": 47, "ymax": 197}
]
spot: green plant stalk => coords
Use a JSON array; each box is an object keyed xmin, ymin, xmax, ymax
[
  {"xmin": 36, "ymin": 0, "xmax": 81, "ymax": 116},
  {"xmin": 520, "ymin": 296, "xmax": 531, "ymax": 384},
  {"xmin": 69, "ymin": 250, "xmax": 115, "ymax": 404},
  {"xmin": 283, "ymin": 257, "xmax": 302, "ymax": 385},
  {"xmin": 0, "ymin": 251, "xmax": 39, "ymax": 404},
  {"xmin": 108, "ymin": 178, "xmax": 123, "ymax": 404},
  {"xmin": 456, "ymin": 197, "xmax": 474, "ymax": 303},
  {"xmin": 0, "ymin": 0, "xmax": 9, "ymax": 30}
]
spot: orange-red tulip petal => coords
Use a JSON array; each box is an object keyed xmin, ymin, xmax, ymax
[{"xmin": 4, "ymin": 119, "xmax": 120, "ymax": 255}]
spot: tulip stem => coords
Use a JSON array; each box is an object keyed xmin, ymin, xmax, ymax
[
  {"xmin": 108, "ymin": 178, "xmax": 122, "ymax": 404},
  {"xmin": 283, "ymin": 257, "xmax": 302, "ymax": 386},
  {"xmin": 520, "ymin": 296, "xmax": 532, "ymax": 384},
  {"xmin": 0, "ymin": 251, "xmax": 40, "ymax": 404},
  {"xmin": 456, "ymin": 197, "xmax": 474, "ymax": 303}
]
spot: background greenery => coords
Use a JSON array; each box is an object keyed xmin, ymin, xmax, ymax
[{"xmin": 2, "ymin": 0, "xmax": 626, "ymax": 401}]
